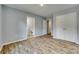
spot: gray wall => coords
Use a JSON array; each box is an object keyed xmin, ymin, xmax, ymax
[
  {"xmin": 2, "ymin": 5, "xmax": 44, "ymax": 45},
  {"xmin": 0, "ymin": 5, "xmax": 2, "ymax": 48},
  {"xmin": 2, "ymin": 6, "xmax": 27, "ymax": 44},
  {"xmin": 52, "ymin": 5, "xmax": 79, "ymax": 43},
  {"xmin": 77, "ymin": 7, "xmax": 79, "ymax": 43}
]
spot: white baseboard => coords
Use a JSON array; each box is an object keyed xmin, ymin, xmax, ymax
[
  {"xmin": 1, "ymin": 34, "xmax": 45, "ymax": 48},
  {"xmin": 76, "ymin": 41, "xmax": 79, "ymax": 44},
  {"xmin": 0, "ymin": 34, "xmax": 44, "ymax": 51},
  {"xmin": 53, "ymin": 37, "xmax": 79, "ymax": 45},
  {"xmin": 3, "ymin": 38, "xmax": 27, "ymax": 46},
  {"xmin": 0, "ymin": 37, "xmax": 27, "ymax": 51}
]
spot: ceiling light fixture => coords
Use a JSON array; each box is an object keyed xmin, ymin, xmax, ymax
[{"xmin": 40, "ymin": 4, "xmax": 44, "ymax": 7}]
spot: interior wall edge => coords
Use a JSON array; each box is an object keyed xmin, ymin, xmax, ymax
[{"xmin": 0, "ymin": 4, "xmax": 3, "ymax": 50}]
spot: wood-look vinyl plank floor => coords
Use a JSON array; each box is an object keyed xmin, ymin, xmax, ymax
[{"xmin": 1, "ymin": 35, "xmax": 79, "ymax": 54}]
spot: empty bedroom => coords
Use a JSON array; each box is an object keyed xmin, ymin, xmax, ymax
[{"xmin": 0, "ymin": 4, "xmax": 79, "ymax": 54}]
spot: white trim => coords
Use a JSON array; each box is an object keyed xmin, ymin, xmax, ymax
[
  {"xmin": 0, "ymin": 34, "xmax": 45, "ymax": 51},
  {"xmin": 0, "ymin": 37, "xmax": 27, "ymax": 51},
  {"xmin": 76, "ymin": 41, "xmax": 79, "ymax": 44},
  {"xmin": 3, "ymin": 38, "xmax": 27, "ymax": 46},
  {"xmin": 2, "ymin": 34, "xmax": 46, "ymax": 46},
  {"xmin": 53, "ymin": 37, "xmax": 79, "ymax": 45}
]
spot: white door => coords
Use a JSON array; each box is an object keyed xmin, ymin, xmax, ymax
[
  {"xmin": 62, "ymin": 12, "xmax": 77, "ymax": 42},
  {"xmin": 56, "ymin": 12, "xmax": 77, "ymax": 42}
]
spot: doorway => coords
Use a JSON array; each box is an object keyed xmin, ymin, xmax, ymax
[
  {"xmin": 27, "ymin": 16, "xmax": 35, "ymax": 38},
  {"xmin": 47, "ymin": 19, "xmax": 52, "ymax": 35},
  {"xmin": 43, "ymin": 20, "xmax": 47, "ymax": 35}
]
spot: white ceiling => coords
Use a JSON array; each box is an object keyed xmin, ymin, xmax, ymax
[{"xmin": 5, "ymin": 4, "xmax": 78, "ymax": 17}]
